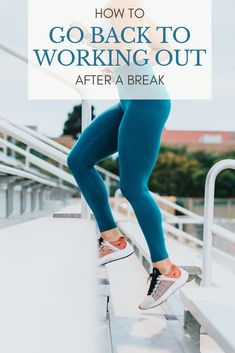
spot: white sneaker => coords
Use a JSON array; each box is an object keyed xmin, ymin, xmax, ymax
[
  {"xmin": 98, "ymin": 236, "xmax": 134, "ymax": 266},
  {"xmin": 139, "ymin": 265, "xmax": 189, "ymax": 310}
]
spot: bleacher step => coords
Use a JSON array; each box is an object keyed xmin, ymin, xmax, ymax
[
  {"xmin": 98, "ymin": 267, "xmax": 110, "ymax": 321},
  {"xmin": 106, "ymin": 253, "xmax": 195, "ymax": 353},
  {"xmin": 180, "ymin": 287, "xmax": 235, "ymax": 353},
  {"xmin": 0, "ymin": 216, "xmax": 98, "ymax": 353}
]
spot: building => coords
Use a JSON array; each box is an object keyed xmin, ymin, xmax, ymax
[
  {"xmin": 161, "ymin": 130, "xmax": 235, "ymax": 152},
  {"xmin": 52, "ymin": 135, "xmax": 75, "ymax": 149}
]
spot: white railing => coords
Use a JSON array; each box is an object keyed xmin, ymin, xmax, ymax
[
  {"xmin": 0, "ymin": 117, "xmax": 120, "ymax": 183},
  {"xmin": 0, "ymin": 40, "xmax": 120, "ymax": 220},
  {"xmin": 114, "ymin": 187, "xmax": 235, "ymax": 245},
  {"xmin": 0, "ymin": 40, "xmax": 91, "ymax": 218},
  {"xmin": 0, "ymin": 116, "xmax": 70, "ymax": 154},
  {"xmin": 0, "ymin": 135, "xmax": 74, "ymax": 185},
  {"xmin": 0, "ymin": 164, "xmax": 57, "ymax": 188},
  {"xmin": 0, "ymin": 115, "xmax": 120, "ymax": 210},
  {"xmin": 0, "ymin": 116, "xmax": 69, "ymax": 166},
  {"xmin": 202, "ymin": 159, "xmax": 235, "ymax": 286}
]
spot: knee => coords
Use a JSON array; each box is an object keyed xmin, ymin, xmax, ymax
[
  {"xmin": 119, "ymin": 184, "xmax": 128, "ymax": 199},
  {"xmin": 120, "ymin": 180, "xmax": 140, "ymax": 202},
  {"xmin": 67, "ymin": 147, "xmax": 84, "ymax": 173}
]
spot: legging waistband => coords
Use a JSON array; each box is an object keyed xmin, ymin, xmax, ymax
[{"xmin": 113, "ymin": 62, "xmax": 170, "ymax": 100}]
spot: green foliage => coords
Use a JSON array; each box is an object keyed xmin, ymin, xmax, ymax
[
  {"xmin": 98, "ymin": 157, "xmax": 119, "ymax": 176},
  {"xmin": 189, "ymin": 150, "xmax": 217, "ymax": 168},
  {"xmin": 98, "ymin": 147, "xmax": 235, "ymax": 197},
  {"xmin": 215, "ymin": 151, "xmax": 235, "ymax": 197},
  {"xmin": 149, "ymin": 151, "xmax": 199, "ymax": 196},
  {"xmin": 216, "ymin": 170, "xmax": 235, "ymax": 197}
]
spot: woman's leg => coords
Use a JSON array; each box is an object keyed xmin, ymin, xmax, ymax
[
  {"xmin": 117, "ymin": 99, "xmax": 189, "ymax": 310},
  {"xmin": 67, "ymin": 103, "xmax": 123, "ymax": 234},
  {"xmin": 118, "ymin": 99, "xmax": 171, "ymax": 266}
]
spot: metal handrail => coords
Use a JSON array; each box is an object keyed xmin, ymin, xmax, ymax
[
  {"xmin": 0, "ymin": 115, "xmax": 120, "ymax": 182},
  {"xmin": 114, "ymin": 187, "xmax": 235, "ymax": 242},
  {"xmin": 0, "ymin": 164, "xmax": 57, "ymax": 188},
  {"xmin": 0, "ymin": 39, "xmax": 118, "ymax": 181},
  {"xmin": 0, "ymin": 111, "xmax": 69, "ymax": 165},
  {"xmin": 0, "ymin": 137, "xmax": 75, "ymax": 185},
  {"xmin": 202, "ymin": 159, "xmax": 235, "ymax": 286},
  {"xmin": 0, "ymin": 116, "xmax": 70, "ymax": 154},
  {"xmin": 0, "ymin": 39, "xmax": 93, "ymax": 218},
  {"xmin": 0, "ymin": 150, "xmax": 73, "ymax": 190},
  {"xmin": 0, "ymin": 115, "xmax": 120, "ymax": 185}
]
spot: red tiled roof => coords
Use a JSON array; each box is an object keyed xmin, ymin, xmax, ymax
[
  {"xmin": 52, "ymin": 135, "xmax": 75, "ymax": 148},
  {"xmin": 162, "ymin": 130, "xmax": 235, "ymax": 144}
]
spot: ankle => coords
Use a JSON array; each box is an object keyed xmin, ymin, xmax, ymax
[
  {"xmin": 153, "ymin": 260, "xmax": 173, "ymax": 276},
  {"xmin": 101, "ymin": 227, "xmax": 122, "ymax": 242},
  {"xmin": 161, "ymin": 263, "xmax": 173, "ymax": 275}
]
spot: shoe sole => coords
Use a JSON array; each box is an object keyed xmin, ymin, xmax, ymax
[
  {"xmin": 98, "ymin": 244, "xmax": 134, "ymax": 266},
  {"xmin": 139, "ymin": 269, "xmax": 189, "ymax": 310},
  {"xmin": 100, "ymin": 251, "xmax": 134, "ymax": 266}
]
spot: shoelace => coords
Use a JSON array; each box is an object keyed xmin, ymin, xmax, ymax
[
  {"xmin": 98, "ymin": 237, "xmax": 118, "ymax": 252},
  {"xmin": 98, "ymin": 237, "xmax": 105, "ymax": 251},
  {"xmin": 147, "ymin": 269, "xmax": 162, "ymax": 296},
  {"xmin": 98, "ymin": 237, "xmax": 104, "ymax": 246}
]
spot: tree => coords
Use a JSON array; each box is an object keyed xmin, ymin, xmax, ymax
[
  {"xmin": 189, "ymin": 150, "xmax": 217, "ymax": 169},
  {"xmin": 63, "ymin": 104, "xmax": 95, "ymax": 139},
  {"xmin": 216, "ymin": 170, "xmax": 235, "ymax": 197},
  {"xmin": 149, "ymin": 151, "xmax": 200, "ymax": 196},
  {"xmin": 98, "ymin": 157, "xmax": 119, "ymax": 176}
]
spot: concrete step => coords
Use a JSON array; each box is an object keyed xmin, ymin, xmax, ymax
[
  {"xmin": 181, "ymin": 287, "xmax": 235, "ymax": 353},
  {"xmin": 98, "ymin": 266, "xmax": 110, "ymax": 322},
  {"xmin": 0, "ymin": 216, "xmax": 97, "ymax": 353},
  {"xmin": 106, "ymin": 253, "xmax": 196, "ymax": 353},
  {"xmin": 97, "ymin": 267, "xmax": 112, "ymax": 353}
]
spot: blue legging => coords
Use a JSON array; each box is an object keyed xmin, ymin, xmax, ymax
[{"xmin": 67, "ymin": 98, "xmax": 171, "ymax": 262}]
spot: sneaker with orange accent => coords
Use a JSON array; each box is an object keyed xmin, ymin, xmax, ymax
[
  {"xmin": 98, "ymin": 236, "xmax": 134, "ymax": 266},
  {"xmin": 139, "ymin": 265, "xmax": 189, "ymax": 310}
]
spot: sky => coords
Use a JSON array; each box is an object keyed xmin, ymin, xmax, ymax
[{"xmin": 0, "ymin": 0, "xmax": 235, "ymax": 137}]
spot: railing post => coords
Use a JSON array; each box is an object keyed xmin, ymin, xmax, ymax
[
  {"xmin": 2, "ymin": 134, "xmax": 7, "ymax": 156},
  {"xmin": 81, "ymin": 100, "xmax": 92, "ymax": 220},
  {"xmin": 6, "ymin": 182, "xmax": 15, "ymax": 218},
  {"xmin": 25, "ymin": 146, "xmax": 30, "ymax": 169},
  {"xmin": 202, "ymin": 159, "xmax": 235, "ymax": 287},
  {"xmin": 201, "ymin": 168, "xmax": 216, "ymax": 287},
  {"xmin": 58, "ymin": 163, "xmax": 64, "ymax": 187}
]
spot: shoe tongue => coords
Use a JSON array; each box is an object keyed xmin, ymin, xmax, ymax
[
  {"xmin": 153, "ymin": 268, "xmax": 161, "ymax": 277},
  {"xmin": 147, "ymin": 268, "xmax": 161, "ymax": 296}
]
